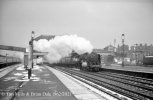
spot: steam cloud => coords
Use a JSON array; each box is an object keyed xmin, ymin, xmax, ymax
[{"xmin": 34, "ymin": 34, "xmax": 93, "ymax": 63}]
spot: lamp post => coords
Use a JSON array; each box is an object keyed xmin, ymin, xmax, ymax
[
  {"xmin": 135, "ymin": 44, "xmax": 138, "ymax": 66},
  {"xmin": 121, "ymin": 34, "xmax": 125, "ymax": 67},
  {"xmin": 28, "ymin": 31, "xmax": 35, "ymax": 79}
]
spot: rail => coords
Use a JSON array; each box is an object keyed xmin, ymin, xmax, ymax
[{"xmin": 55, "ymin": 66, "xmax": 153, "ymax": 100}]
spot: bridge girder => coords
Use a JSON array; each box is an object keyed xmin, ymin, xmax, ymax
[{"xmin": 0, "ymin": 45, "xmax": 26, "ymax": 52}]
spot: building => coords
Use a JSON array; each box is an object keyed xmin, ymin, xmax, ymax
[
  {"xmin": 93, "ymin": 47, "xmax": 115, "ymax": 65},
  {"xmin": 93, "ymin": 48, "xmax": 114, "ymax": 56},
  {"xmin": 103, "ymin": 45, "xmax": 115, "ymax": 53},
  {"xmin": 116, "ymin": 44, "xmax": 129, "ymax": 56},
  {"xmin": 130, "ymin": 43, "xmax": 153, "ymax": 64}
]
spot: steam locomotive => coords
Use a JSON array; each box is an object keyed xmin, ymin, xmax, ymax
[{"xmin": 52, "ymin": 52, "xmax": 102, "ymax": 72}]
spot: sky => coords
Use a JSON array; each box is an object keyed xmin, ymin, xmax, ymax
[{"xmin": 0, "ymin": 0, "xmax": 153, "ymax": 49}]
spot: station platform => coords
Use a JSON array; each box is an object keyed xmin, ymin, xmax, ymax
[
  {"xmin": 0, "ymin": 64, "xmax": 106, "ymax": 100},
  {"xmin": 102, "ymin": 64, "xmax": 153, "ymax": 73},
  {"xmin": 46, "ymin": 66, "xmax": 107, "ymax": 100}
]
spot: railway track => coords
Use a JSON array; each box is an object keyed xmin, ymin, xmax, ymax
[
  {"xmin": 85, "ymin": 71, "xmax": 153, "ymax": 92},
  {"xmin": 55, "ymin": 67, "xmax": 124, "ymax": 100},
  {"xmin": 0, "ymin": 62, "xmax": 20, "ymax": 69},
  {"xmin": 98, "ymin": 71, "xmax": 153, "ymax": 86},
  {"xmin": 100, "ymin": 70, "xmax": 153, "ymax": 82},
  {"xmin": 55, "ymin": 66, "xmax": 153, "ymax": 100}
]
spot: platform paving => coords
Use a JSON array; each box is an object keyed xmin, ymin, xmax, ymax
[
  {"xmin": 0, "ymin": 65, "xmax": 77, "ymax": 100},
  {"xmin": 0, "ymin": 64, "xmax": 108, "ymax": 100}
]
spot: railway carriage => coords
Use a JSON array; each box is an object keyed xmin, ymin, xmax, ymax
[
  {"xmin": 143, "ymin": 56, "xmax": 153, "ymax": 66},
  {"xmin": 0, "ymin": 55, "xmax": 21, "ymax": 68}
]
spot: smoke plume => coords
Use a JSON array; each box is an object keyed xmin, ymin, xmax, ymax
[{"xmin": 34, "ymin": 34, "xmax": 93, "ymax": 63}]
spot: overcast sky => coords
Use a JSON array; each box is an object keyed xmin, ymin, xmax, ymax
[{"xmin": 0, "ymin": 0, "xmax": 153, "ymax": 49}]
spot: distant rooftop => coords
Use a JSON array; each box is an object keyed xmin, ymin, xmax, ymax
[
  {"xmin": 35, "ymin": 35, "xmax": 55, "ymax": 41},
  {"xmin": 93, "ymin": 49, "xmax": 112, "ymax": 53}
]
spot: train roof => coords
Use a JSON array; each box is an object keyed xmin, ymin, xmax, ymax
[{"xmin": 144, "ymin": 56, "xmax": 153, "ymax": 58}]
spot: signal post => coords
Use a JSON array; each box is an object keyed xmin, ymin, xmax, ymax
[{"xmin": 28, "ymin": 31, "xmax": 35, "ymax": 79}]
